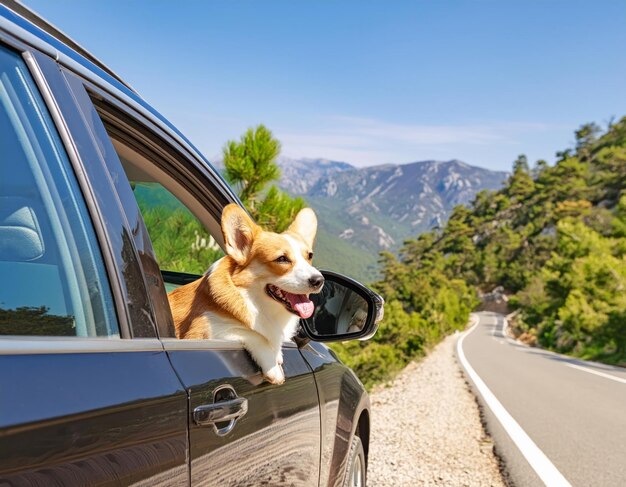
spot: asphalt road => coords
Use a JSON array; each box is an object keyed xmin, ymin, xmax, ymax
[{"xmin": 457, "ymin": 312, "xmax": 626, "ymax": 487}]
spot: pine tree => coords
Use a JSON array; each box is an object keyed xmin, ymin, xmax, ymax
[
  {"xmin": 506, "ymin": 154, "xmax": 535, "ymax": 200},
  {"xmin": 222, "ymin": 125, "xmax": 306, "ymax": 231},
  {"xmin": 223, "ymin": 125, "xmax": 281, "ymax": 208}
]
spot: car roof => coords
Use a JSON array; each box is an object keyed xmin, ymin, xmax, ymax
[
  {"xmin": 1, "ymin": 0, "xmax": 134, "ymax": 92},
  {"xmin": 0, "ymin": 0, "xmax": 239, "ymax": 205}
]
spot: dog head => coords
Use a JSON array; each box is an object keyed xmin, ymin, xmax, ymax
[{"xmin": 221, "ymin": 204, "xmax": 324, "ymax": 319}]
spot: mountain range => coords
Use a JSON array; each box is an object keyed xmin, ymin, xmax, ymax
[{"xmin": 275, "ymin": 157, "xmax": 508, "ymax": 282}]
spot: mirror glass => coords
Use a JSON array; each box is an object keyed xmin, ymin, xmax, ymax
[{"xmin": 308, "ymin": 280, "xmax": 370, "ymax": 337}]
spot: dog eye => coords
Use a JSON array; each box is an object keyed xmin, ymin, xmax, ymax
[
  {"xmin": 275, "ymin": 255, "xmax": 291, "ymax": 264},
  {"xmin": 308, "ymin": 252, "xmax": 314, "ymax": 260}
]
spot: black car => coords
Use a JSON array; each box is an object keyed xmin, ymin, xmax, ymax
[{"xmin": 0, "ymin": 2, "xmax": 383, "ymax": 486}]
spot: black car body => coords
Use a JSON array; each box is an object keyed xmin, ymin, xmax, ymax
[{"xmin": 0, "ymin": 2, "xmax": 381, "ymax": 485}]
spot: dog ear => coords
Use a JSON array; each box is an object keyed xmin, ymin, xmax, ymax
[
  {"xmin": 221, "ymin": 204, "xmax": 258, "ymax": 265},
  {"xmin": 287, "ymin": 208, "xmax": 317, "ymax": 248}
]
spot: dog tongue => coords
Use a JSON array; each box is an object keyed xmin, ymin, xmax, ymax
[{"xmin": 285, "ymin": 292, "xmax": 314, "ymax": 319}]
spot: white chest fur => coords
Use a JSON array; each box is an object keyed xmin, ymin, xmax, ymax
[{"xmin": 205, "ymin": 284, "xmax": 299, "ymax": 385}]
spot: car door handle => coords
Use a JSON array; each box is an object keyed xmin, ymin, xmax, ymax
[{"xmin": 193, "ymin": 397, "xmax": 248, "ymax": 426}]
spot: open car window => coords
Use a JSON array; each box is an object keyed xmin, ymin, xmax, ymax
[
  {"xmin": 108, "ymin": 137, "xmax": 225, "ymax": 285},
  {"xmin": 131, "ymin": 181, "xmax": 224, "ymax": 278}
]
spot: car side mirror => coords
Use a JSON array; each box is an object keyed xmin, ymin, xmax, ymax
[{"xmin": 300, "ymin": 270, "xmax": 384, "ymax": 342}]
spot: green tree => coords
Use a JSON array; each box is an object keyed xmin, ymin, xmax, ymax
[
  {"xmin": 353, "ymin": 115, "xmax": 626, "ymax": 386},
  {"xmin": 139, "ymin": 204, "xmax": 223, "ymax": 274},
  {"xmin": 575, "ymin": 122, "xmax": 601, "ymax": 161},
  {"xmin": 506, "ymin": 154, "xmax": 535, "ymax": 200},
  {"xmin": 531, "ymin": 159, "xmax": 549, "ymax": 179},
  {"xmin": 223, "ymin": 125, "xmax": 306, "ymax": 231},
  {"xmin": 0, "ymin": 306, "xmax": 75, "ymax": 336},
  {"xmin": 223, "ymin": 125, "xmax": 281, "ymax": 207}
]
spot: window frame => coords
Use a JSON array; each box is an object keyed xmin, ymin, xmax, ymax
[
  {"xmin": 57, "ymin": 75, "xmax": 305, "ymax": 351},
  {"xmin": 29, "ymin": 50, "xmax": 157, "ymax": 339},
  {"xmin": 91, "ymin": 96, "xmax": 232, "ymax": 237},
  {"xmin": 91, "ymin": 99, "xmax": 229, "ymax": 263},
  {"xmin": 0, "ymin": 45, "xmax": 128, "ymax": 346},
  {"xmin": 0, "ymin": 45, "xmax": 118, "ymax": 339},
  {"xmin": 0, "ymin": 30, "xmax": 161, "ymax": 347},
  {"xmin": 59, "ymin": 71, "xmax": 240, "ymax": 340}
]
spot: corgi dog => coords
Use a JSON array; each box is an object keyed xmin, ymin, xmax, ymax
[{"xmin": 168, "ymin": 204, "xmax": 324, "ymax": 384}]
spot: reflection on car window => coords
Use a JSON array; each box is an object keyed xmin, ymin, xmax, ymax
[{"xmin": 0, "ymin": 45, "xmax": 118, "ymax": 337}]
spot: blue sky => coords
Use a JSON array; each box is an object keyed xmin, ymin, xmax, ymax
[{"xmin": 25, "ymin": 1, "xmax": 626, "ymax": 171}]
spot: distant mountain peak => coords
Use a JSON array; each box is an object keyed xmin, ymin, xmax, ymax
[
  {"xmin": 209, "ymin": 154, "xmax": 509, "ymax": 282},
  {"xmin": 277, "ymin": 156, "xmax": 355, "ymax": 195}
]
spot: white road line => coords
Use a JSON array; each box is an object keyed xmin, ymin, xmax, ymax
[
  {"xmin": 492, "ymin": 316, "xmax": 505, "ymax": 338},
  {"xmin": 565, "ymin": 363, "xmax": 626, "ymax": 385},
  {"xmin": 457, "ymin": 316, "xmax": 572, "ymax": 487}
]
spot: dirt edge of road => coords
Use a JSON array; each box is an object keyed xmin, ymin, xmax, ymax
[{"xmin": 367, "ymin": 327, "xmax": 507, "ymax": 486}]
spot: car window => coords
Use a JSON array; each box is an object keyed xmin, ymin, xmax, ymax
[
  {"xmin": 132, "ymin": 181, "xmax": 224, "ymax": 278},
  {"xmin": 95, "ymin": 125, "xmax": 225, "ymax": 284},
  {"xmin": 0, "ymin": 45, "xmax": 118, "ymax": 337}
]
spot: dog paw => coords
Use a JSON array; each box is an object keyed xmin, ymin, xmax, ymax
[{"xmin": 264, "ymin": 364, "xmax": 285, "ymax": 385}]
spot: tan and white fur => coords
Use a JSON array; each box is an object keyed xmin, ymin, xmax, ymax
[{"xmin": 168, "ymin": 204, "xmax": 324, "ymax": 384}]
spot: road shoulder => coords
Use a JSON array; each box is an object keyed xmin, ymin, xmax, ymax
[{"xmin": 368, "ymin": 332, "xmax": 506, "ymax": 486}]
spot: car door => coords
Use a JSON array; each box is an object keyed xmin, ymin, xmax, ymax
[
  {"xmin": 51, "ymin": 63, "xmax": 323, "ymax": 487},
  {"xmin": 166, "ymin": 334, "xmax": 321, "ymax": 486},
  {"xmin": 0, "ymin": 39, "xmax": 188, "ymax": 485}
]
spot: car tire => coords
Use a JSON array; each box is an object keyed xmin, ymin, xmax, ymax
[{"xmin": 342, "ymin": 434, "xmax": 366, "ymax": 487}]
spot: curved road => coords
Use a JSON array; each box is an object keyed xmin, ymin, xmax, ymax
[{"xmin": 457, "ymin": 312, "xmax": 626, "ymax": 487}]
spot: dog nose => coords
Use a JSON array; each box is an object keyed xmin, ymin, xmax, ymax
[{"xmin": 309, "ymin": 275, "xmax": 324, "ymax": 289}]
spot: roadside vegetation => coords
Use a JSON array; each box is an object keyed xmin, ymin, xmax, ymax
[
  {"xmin": 330, "ymin": 222, "xmax": 480, "ymax": 388},
  {"xmin": 335, "ymin": 117, "xmax": 626, "ymax": 387}
]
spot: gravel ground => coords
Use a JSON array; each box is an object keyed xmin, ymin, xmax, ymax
[{"xmin": 367, "ymin": 332, "xmax": 506, "ymax": 487}]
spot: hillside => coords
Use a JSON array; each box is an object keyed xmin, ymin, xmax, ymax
[
  {"xmin": 373, "ymin": 118, "xmax": 626, "ymax": 367},
  {"xmin": 276, "ymin": 158, "xmax": 508, "ymax": 282},
  {"xmin": 331, "ymin": 117, "xmax": 626, "ymax": 388}
]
